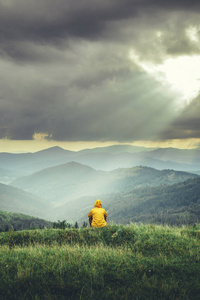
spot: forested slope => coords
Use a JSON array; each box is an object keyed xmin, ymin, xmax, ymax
[
  {"xmin": 10, "ymin": 164, "xmax": 198, "ymax": 204},
  {"xmin": 103, "ymin": 177, "xmax": 200, "ymax": 225},
  {"xmin": 74, "ymin": 177, "xmax": 200, "ymax": 226},
  {"xmin": 0, "ymin": 210, "xmax": 52, "ymax": 231}
]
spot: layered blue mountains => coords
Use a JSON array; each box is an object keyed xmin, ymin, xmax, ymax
[{"xmin": 0, "ymin": 145, "xmax": 200, "ymax": 226}]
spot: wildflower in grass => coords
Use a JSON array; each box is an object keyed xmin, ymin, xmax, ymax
[{"xmin": 112, "ymin": 232, "xmax": 118, "ymax": 238}]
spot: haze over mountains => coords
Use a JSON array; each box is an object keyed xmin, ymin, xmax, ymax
[
  {"xmin": 10, "ymin": 163, "xmax": 198, "ymax": 205},
  {"xmin": 77, "ymin": 177, "xmax": 200, "ymax": 226},
  {"xmin": 0, "ymin": 182, "xmax": 46, "ymax": 217},
  {"xmin": 0, "ymin": 145, "xmax": 200, "ymax": 182},
  {"xmin": 0, "ymin": 145, "xmax": 200, "ymax": 224}
]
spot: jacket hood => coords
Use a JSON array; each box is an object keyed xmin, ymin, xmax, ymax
[{"xmin": 94, "ymin": 199, "xmax": 102, "ymax": 208}]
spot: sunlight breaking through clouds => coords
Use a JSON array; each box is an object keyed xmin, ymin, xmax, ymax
[
  {"xmin": 186, "ymin": 26, "xmax": 200, "ymax": 43},
  {"xmin": 0, "ymin": 0, "xmax": 200, "ymax": 149},
  {"xmin": 129, "ymin": 50, "xmax": 200, "ymax": 106}
]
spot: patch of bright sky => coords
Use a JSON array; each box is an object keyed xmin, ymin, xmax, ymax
[
  {"xmin": 132, "ymin": 139, "xmax": 200, "ymax": 150},
  {"xmin": 129, "ymin": 49, "xmax": 200, "ymax": 107},
  {"xmin": 0, "ymin": 138, "xmax": 123, "ymax": 153},
  {"xmin": 186, "ymin": 25, "xmax": 199, "ymax": 43},
  {"xmin": 0, "ymin": 138, "xmax": 200, "ymax": 153},
  {"xmin": 129, "ymin": 26, "xmax": 200, "ymax": 106}
]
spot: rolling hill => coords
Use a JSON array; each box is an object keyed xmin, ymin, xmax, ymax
[
  {"xmin": 77, "ymin": 177, "xmax": 200, "ymax": 226},
  {"xmin": 10, "ymin": 162, "xmax": 105, "ymax": 204},
  {"xmin": 8, "ymin": 162, "xmax": 199, "ymax": 222},
  {"xmin": 0, "ymin": 167, "xmax": 17, "ymax": 184},
  {"xmin": 146, "ymin": 147, "xmax": 200, "ymax": 165},
  {"xmin": 0, "ymin": 183, "xmax": 48, "ymax": 219},
  {"xmin": 10, "ymin": 163, "xmax": 198, "ymax": 206}
]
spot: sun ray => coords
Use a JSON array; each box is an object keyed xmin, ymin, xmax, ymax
[{"xmin": 129, "ymin": 50, "xmax": 200, "ymax": 106}]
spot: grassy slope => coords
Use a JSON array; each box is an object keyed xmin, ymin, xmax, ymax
[{"xmin": 0, "ymin": 224, "xmax": 200, "ymax": 300}]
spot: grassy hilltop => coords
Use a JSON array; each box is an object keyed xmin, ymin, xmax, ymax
[{"xmin": 0, "ymin": 224, "xmax": 200, "ymax": 300}]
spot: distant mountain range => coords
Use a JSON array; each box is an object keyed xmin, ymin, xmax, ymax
[
  {"xmin": 0, "ymin": 146, "xmax": 200, "ymax": 184},
  {"xmin": 0, "ymin": 145, "xmax": 200, "ymax": 225},
  {"xmin": 2, "ymin": 160, "xmax": 198, "ymax": 222}
]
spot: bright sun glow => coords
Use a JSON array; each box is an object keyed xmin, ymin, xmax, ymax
[
  {"xmin": 186, "ymin": 26, "xmax": 199, "ymax": 43},
  {"xmin": 129, "ymin": 51, "xmax": 200, "ymax": 106}
]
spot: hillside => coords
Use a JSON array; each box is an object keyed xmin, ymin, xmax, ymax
[
  {"xmin": 73, "ymin": 151, "xmax": 200, "ymax": 172},
  {"xmin": 3, "ymin": 161, "xmax": 199, "ymax": 223},
  {"xmin": 97, "ymin": 177, "xmax": 200, "ymax": 226},
  {"xmin": 0, "ymin": 167, "xmax": 17, "ymax": 184},
  {"xmin": 32, "ymin": 171, "xmax": 199, "ymax": 224},
  {"xmin": 0, "ymin": 183, "xmax": 47, "ymax": 219},
  {"xmin": 0, "ymin": 210, "xmax": 52, "ymax": 231},
  {"xmin": 10, "ymin": 163, "xmax": 198, "ymax": 206},
  {"xmin": 147, "ymin": 147, "xmax": 200, "ymax": 165},
  {"xmin": 10, "ymin": 162, "xmax": 105, "ymax": 204}
]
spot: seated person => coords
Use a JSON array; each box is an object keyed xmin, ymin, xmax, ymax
[{"xmin": 88, "ymin": 199, "xmax": 108, "ymax": 228}]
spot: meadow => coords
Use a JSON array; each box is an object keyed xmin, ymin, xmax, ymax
[{"xmin": 0, "ymin": 224, "xmax": 200, "ymax": 300}]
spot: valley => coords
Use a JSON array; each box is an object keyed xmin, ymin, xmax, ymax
[{"xmin": 0, "ymin": 145, "xmax": 199, "ymax": 225}]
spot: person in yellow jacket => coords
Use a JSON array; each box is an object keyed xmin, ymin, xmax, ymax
[{"xmin": 88, "ymin": 199, "xmax": 108, "ymax": 228}]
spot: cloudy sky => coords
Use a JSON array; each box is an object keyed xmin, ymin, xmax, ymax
[{"xmin": 0, "ymin": 0, "xmax": 200, "ymax": 152}]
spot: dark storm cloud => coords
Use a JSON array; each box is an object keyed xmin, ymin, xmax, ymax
[
  {"xmin": 0, "ymin": 0, "xmax": 137, "ymax": 45},
  {"xmin": 160, "ymin": 96, "xmax": 200, "ymax": 140},
  {"xmin": 0, "ymin": 0, "xmax": 200, "ymax": 44},
  {"xmin": 0, "ymin": 62, "xmax": 177, "ymax": 141},
  {"xmin": 0, "ymin": 0, "xmax": 200, "ymax": 142},
  {"xmin": 0, "ymin": 0, "xmax": 199, "ymax": 64}
]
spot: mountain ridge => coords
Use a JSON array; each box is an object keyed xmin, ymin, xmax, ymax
[
  {"xmin": 0, "ymin": 182, "xmax": 47, "ymax": 219},
  {"xmin": 77, "ymin": 177, "xmax": 200, "ymax": 226},
  {"xmin": 0, "ymin": 146, "xmax": 200, "ymax": 181},
  {"xmin": 1, "ymin": 145, "xmax": 200, "ymax": 224},
  {"xmin": 9, "ymin": 163, "xmax": 199, "ymax": 219}
]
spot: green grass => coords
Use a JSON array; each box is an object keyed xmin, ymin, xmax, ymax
[{"xmin": 0, "ymin": 224, "xmax": 200, "ymax": 299}]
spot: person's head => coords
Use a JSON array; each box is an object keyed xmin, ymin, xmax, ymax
[{"xmin": 94, "ymin": 199, "xmax": 102, "ymax": 208}]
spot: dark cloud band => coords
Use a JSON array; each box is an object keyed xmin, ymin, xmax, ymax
[{"xmin": 0, "ymin": 0, "xmax": 199, "ymax": 142}]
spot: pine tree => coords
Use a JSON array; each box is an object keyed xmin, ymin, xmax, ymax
[
  {"xmin": 82, "ymin": 221, "xmax": 88, "ymax": 228},
  {"xmin": 74, "ymin": 221, "xmax": 79, "ymax": 228}
]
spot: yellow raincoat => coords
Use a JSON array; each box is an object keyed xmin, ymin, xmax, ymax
[{"xmin": 88, "ymin": 199, "xmax": 108, "ymax": 228}]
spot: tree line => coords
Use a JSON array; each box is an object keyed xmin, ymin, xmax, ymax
[{"xmin": 0, "ymin": 210, "xmax": 89, "ymax": 232}]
